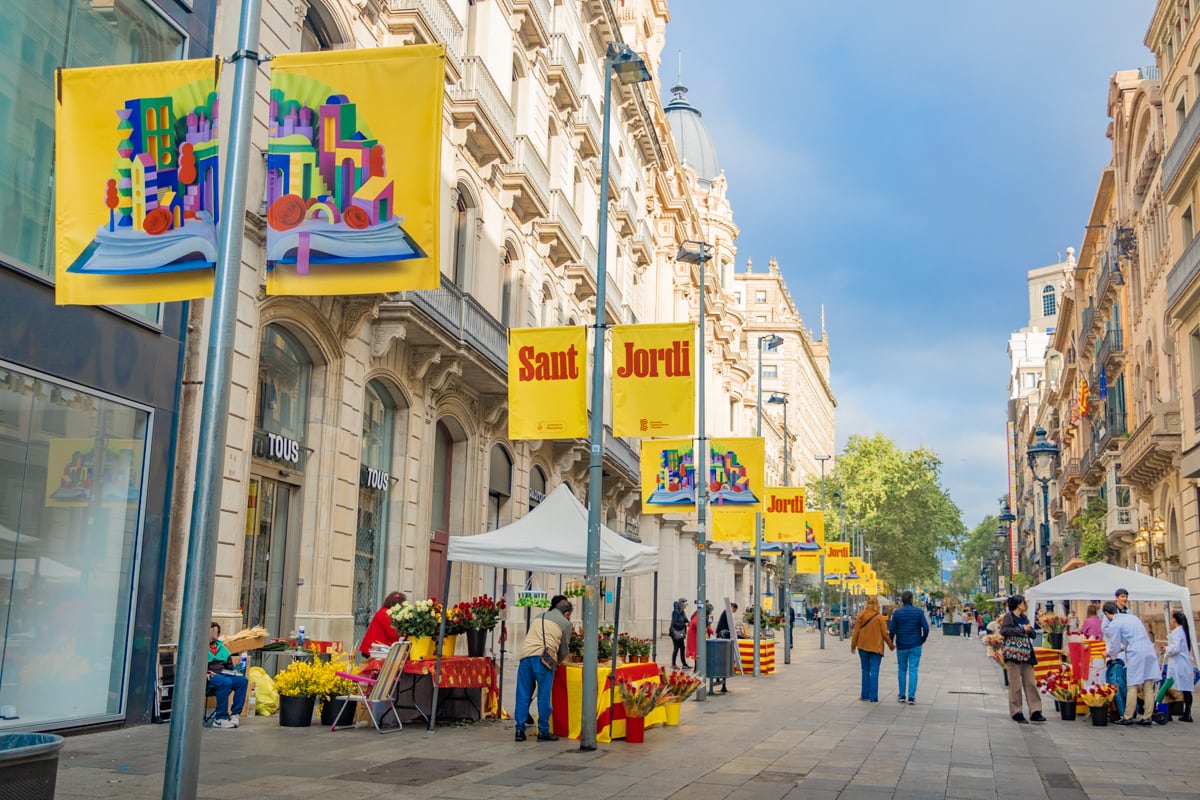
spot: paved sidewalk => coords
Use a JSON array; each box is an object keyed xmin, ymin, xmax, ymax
[{"xmin": 53, "ymin": 623, "xmax": 1200, "ymax": 799}]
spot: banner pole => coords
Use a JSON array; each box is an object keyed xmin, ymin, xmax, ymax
[{"xmin": 162, "ymin": 1, "xmax": 263, "ymax": 796}]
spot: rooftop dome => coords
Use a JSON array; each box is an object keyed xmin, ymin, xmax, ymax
[{"xmin": 664, "ymin": 84, "xmax": 720, "ymax": 187}]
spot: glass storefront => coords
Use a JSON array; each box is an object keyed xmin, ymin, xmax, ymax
[
  {"xmin": 0, "ymin": 364, "xmax": 150, "ymax": 730},
  {"xmin": 353, "ymin": 381, "xmax": 393, "ymax": 647}
]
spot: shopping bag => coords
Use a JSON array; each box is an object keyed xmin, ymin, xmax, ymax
[{"xmin": 246, "ymin": 666, "xmax": 278, "ymax": 715}]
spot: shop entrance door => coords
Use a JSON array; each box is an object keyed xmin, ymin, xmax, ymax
[{"xmin": 241, "ymin": 477, "xmax": 297, "ymax": 639}]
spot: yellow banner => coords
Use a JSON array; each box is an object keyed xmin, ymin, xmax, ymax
[
  {"xmin": 56, "ymin": 58, "xmax": 221, "ymax": 304},
  {"xmin": 265, "ymin": 45, "xmax": 444, "ymax": 295},
  {"xmin": 825, "ymin": 542, "xmax": 850, "ymax": 575},
  {"xmin": 642, "ymin": 437, "xmax": 764, "ymax": 515},
  {"xmin": 845, "ymin": 557, "xmax": 864, "ymax": 584},
  {"xmin": 641, "ymin": 438, "xmax": 696, "ymax": 514},
  {"xmin": 507, "ymin": 327, "xmax": 586, "ymax": 439},
  {"xmin": 709, "ymin": 438, "xmax": 765, "ymax": 513},
  {"xmin": 794, "ymin": 552, "xmax": 821, "ymax": 574},
  {"xmin": 46, "ymin": 438, "xmax": 143, "ymax": 507},
  {"xmin": 612, "ymin": 323, "xmax": 694, "ymax": 437},
  {"xmin": 711, "ymin": 510, "xmax": 754, "ymax": 542}
]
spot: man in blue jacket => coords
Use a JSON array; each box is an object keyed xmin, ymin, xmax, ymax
[{"xmin": 888, "ymin": 591, "xmax": 929, "ymax": 705}]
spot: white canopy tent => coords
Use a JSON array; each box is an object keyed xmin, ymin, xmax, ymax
[
  {"xmin": 428, "ymin": 483, "xmax": 659, "ymax": 731},
  {"xmin": 1025, "ymin": 561, "xmax": 1200, "ymax": 665},
  {"xmin": 446, "ymin": 483, "xmax": 658, "ymax": 575}
]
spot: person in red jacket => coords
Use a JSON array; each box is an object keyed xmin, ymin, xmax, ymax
[{"xmin": 358, "ymin": 591, "xmax": 406, "ymax": 658}]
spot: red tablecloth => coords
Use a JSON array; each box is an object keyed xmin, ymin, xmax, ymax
[{"xmin": 404, "ymin": 656, "xmax": 498, "ymax": 691}]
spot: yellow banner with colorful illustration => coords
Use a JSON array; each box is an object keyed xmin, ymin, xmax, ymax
[
  {"xmin": 794, "ymin": 552, "xmax": 821, "ymax": 574},
  {"xmin": 265, "ymin": 45, "xmax": 444, "ymax": 295},
  {"xmin": 825, "ymin": 542, "xmax": 850, "ymax": 575},
  {"xmin": 46, "ymin": 438, "xmax": 143, "ymax": 507},
  {"xmin": 612, "ymin": 323, "xmax": 694, "ymax": 437},
  {"xmin": 710, "ymin": 510, "xmax": 754, "ymax": 542},
  {"xmin": 641, "ymin": 437, "xmax": 764, "ymax": 515},
  {"xmin": 845, "ymin": 557, "xmax": 864, "ymax": 584},
  {"xmin": 507, "ymin": 326, "xmax": 587, "ymax": 439},
  {"xmin": 56, "ymin": 58, "xmax": 221, "ymax": 304}
]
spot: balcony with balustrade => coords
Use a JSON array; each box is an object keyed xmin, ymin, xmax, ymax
[
  {"xmin": 574, "ymin": 97, "xmax": 602, "ymax": 160},
  {"xmin": 546, "ymin": 34, "xmax": 582, "ymax": 112},
  {"xmin": 498, "ymin": 135, "xmax": 550, "ymax": 224},
  {"xmin": 631, "ymin": 218, "xmax": 655, "ymax": 267},
  {"xmin": 1060, "ymin": 458, "xmax": 1082, "ymax": 495},
  {"xmin": 1105, "ymin": 505, "xmax": 1137, "ymax": 547},
  {"xmin": 1119, "ymin": 401, "xmax": 1182, "ymax": 489},
  {"xmin": 1096, "ymin": 328, "xmax": 1125, "ymax": 372},
  {"xmin": 538, "ymin": 190, "xmax": 583, "ymax": 266},
  {"xmin": 448, "ymin": 57, "xmax": 515, "ymax": 165},
  {"xmin": 613, "ymin": 187, "xmax": 638, "ymax": 236},
  {"xmin": 384, "ymin": 0, "xmax": 464, "ymax": 81},
  {"xmin": 512, "ymin": 0, "xmax": 551, "ymax": 50}
]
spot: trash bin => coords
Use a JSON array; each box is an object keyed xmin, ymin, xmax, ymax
[
  {"xmin": 0, "ymin": 733, "xmax": 65, "ymax": 800},
  {"xmin": 705, "ymin": 638, "xmax": 735, "ymax": 679}
]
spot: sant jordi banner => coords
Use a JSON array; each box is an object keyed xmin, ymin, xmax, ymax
[
  {"xmin": 265, "ymin": 45, "xmax": 444, "ymax": 295},
  {"xmin": 845, "ymin": 557, "xmax": 864, "ymax": 584},
  {"xmin": 794, "ymin": 552, "xmax": 821, "ymax": 574},
  {"xmin": 507, "ymin": 327, "xmax": 587, "ymax": 439},
  {"xmin": 56, "ymin": 58, "xmax": 221, "ymax": 305},
  {"xmin": 710, "ymin": 510, "xmax": 753, "ymax": 543},
  {"xmin": 641, "ymin": 437, "xmax": 764, "ymax": 515},
  {"xmin": 825, "ymin": 541, "xmax": 850, "ymax": 575},
  {"xmin": 611, "ymin": 323, "xmax": 694, "ymax": 437}
]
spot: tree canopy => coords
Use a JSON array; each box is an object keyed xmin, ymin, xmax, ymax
[
  {"xmin": 948, "ymin": 514, "xmax": 1000, "ymax": 598},
  {"xmin": 805, "ymin": 433, "xmax": 966, "ymax": 589}
]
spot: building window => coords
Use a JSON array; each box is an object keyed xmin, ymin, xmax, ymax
[
  {"xmin": 0, "ymin": 0, "xmax": 183, "ymax": 323},
  {"xmin": 1190, "ymin": 329, "xmax": 1200, "ymax": 429},
  {"xmin": 487, "ymin": 445, "xmax": 513, "ymax": 530},
  {"xmin": 353, "ymin": 380, "xmax": 395, "ymax": 647},
  {"xmin": 501, "ymin": 246, "xmax": 516, "ymax": 327},
  {"xmin": 762, "ymin": 365, "xmax": 778, "ymax": 379},
  {"xmin": 1024, "ymin": 372, "xmax": 1037, "ymax": 389},
  {"xmin": 301, "ymin": 1, "xmax": 341, "ymax": 52},
  {"xmin": 255, "ymin": 325, "xmax": 312, "ymax": 455},
  {"xmin": 1178, "ymin": 95, "xmax": 1188, "ymax": 131},
  {"xmin": 451, "ymin": 185, "xmax": 475, "ymax": 287},
  {"xmin": 755, "ymin": 291, "xmax": 767, "ymax": 303},
  {"xmin": 1184, "ymin": 206, "xmax": 1195, "ymax": 245},
  {"xmin": 1042, "ymin": 285, "xmax": 1056, "ymax": 317},
  {"xmin": 0, "ymin": 364, "xmax": 150, "ymax": 730},
  {"xmin": 529, "ymin": 466, "xmax": 546, "ymax": 511},
  {"xmin": 734, "ymin": 292, "xmax": 741, "ymax": 304}
]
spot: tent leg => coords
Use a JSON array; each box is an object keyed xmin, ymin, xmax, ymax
[
  {"xmin": 429, "ymin": 560, "xmax": 453, "ymax": 732},
  {"xmin": 500, "ymin": 568, "xmax": 508, "ymax": 722},
  {"xmin": 610, "ymin": 577, "xmax": 622, "ymax": 736},
  {"xmin": 652, "ymin": 572, "xmax": 659, "ymax": 662}
]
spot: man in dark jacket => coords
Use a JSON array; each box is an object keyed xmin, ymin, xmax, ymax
[{"xmin": 887, "ymin": 591, "xmax": 929, "ymax": 705}]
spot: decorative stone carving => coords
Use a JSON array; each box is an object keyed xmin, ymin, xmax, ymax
[
  {"xmin": 481, "ymin": 394, "xmax": 508, "ymax": 428},
  {"xmin": 371, "ymin": 323, "xmax": 408, "ymax": 359},
  {"xmin": 428, "ymin": 359, "xmax": 463, "ymax": 395},
  {"xmin": 407, "ymin": 347, "xmax": 442, "ymax": 383},
  {"xmin": 341, "ymin": 297, "xmax": 380, "ymax": 340}
]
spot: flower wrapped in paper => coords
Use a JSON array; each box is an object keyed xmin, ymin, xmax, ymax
[
  {"xmin": 1037, "ymin": 668, "xmax": 1080, "ymax": 702},
  {"xmin": 1079, "ymin": 683, "xmax": 1118, "ymax": 707},
  {"xmin": 616, "ymin": 678, "xmax": 671, "ymax": 718}
]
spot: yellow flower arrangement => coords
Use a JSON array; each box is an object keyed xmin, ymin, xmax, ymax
[{"xmin": 273, "ymin": 659, "xmax": 325, "ymax": 698}]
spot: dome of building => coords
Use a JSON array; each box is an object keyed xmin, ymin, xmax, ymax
[{"xmin": 664, "ymin": 84, "xmax": 720, "ymax": 187}]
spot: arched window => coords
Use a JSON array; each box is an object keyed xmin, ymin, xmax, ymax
[
  {"xmin": 301, "ymin": 2, "xmax": 338, "ymax": 52},
  {"xmin": 487, "ymin": 445, "xmax": 513, "ymax": 530},
  {"xmin": 529, "ymin": 466, "xmax": 547, "ymax": 510},
  {"xmin": 354, "ymin": 380, "xmax": 397, "ymax": 646},
  {"xmin": 255, "ymin": 325, "xmax": 311, "ymax": 447},
  {"xmin": 451, "ymin": 185, "xmax": 474, "ymax": 287},
  {"xmin": 501, "ymin": 244, "xmax": 517, "ymax": 327},
  {"xmin": 1042, "ymin": 285, "xmax": 1056, "ymax": 317}
]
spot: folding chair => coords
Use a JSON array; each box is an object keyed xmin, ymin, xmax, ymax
[{"xmin": 332, "ymin": 640, "xmax": 409, "ymax": 733}]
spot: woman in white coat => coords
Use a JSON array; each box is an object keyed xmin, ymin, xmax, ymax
[
  {"xmin": 1103, "ymin": 601, "xmax": 1160, "ymax": 726},
  {"xmin": 1163, "ymin": 610, "xmax": 1195, "ymax": 722}
]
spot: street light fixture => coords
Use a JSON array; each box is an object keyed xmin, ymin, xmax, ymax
[
  {"xmin": 998, "ymin": 501, "xmax": 1016, "ymax": 587},
  {"xmin": 677, "ymin": 239, "xmax": 712, "ymax": 697},
  {"xmin": 581, "ymin": 41, "xmax": 652, "ymax": 750},
  {"xmin": 1026, "ymin": 427, "xmax": 1060, "ymax": 595},
  {"xmin": 767, "ymin": 390, "xmax": 791, "ymax": 663},
  {"xmin": 1136, "ymin": 516, "xmax": 1175, "ymax": 574},
  {"xmin": 752, "ymin": 335, "xmax": 783, "ymax": 676}
]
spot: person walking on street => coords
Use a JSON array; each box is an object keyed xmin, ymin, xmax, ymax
[
  {"xmin": 961, "ymin": 608, "xmax": 973, "ymax": 638},
  {"xmin": 669, "ymin": 598, "xmax": 690, "ymax": 669},
  {"xmin": 1105, "ymin": 601, "xmax": 1159, "ymax": 726},
  {"xmin": 513, "ymin": 595, "xmax": 572, "ymax": 742},
  {"xmin": 851, "ymin": 595, "xmax": 894, "ymax": 702},
  {"xmin": 1000, "ymin": 595, "xmax": 1044, "ymax": 724},
  {"xmin": 1164, "ymin": 610, "xmax": 1195, "ymax": 722},
  {"xmin": 888, "ymin": 590, "xmax": 929, "ymax": 705}
]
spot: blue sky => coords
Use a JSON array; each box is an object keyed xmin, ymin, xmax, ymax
[{"xmin": 663, "ymin": 2, "xmax": 1155, "ymax": 531}]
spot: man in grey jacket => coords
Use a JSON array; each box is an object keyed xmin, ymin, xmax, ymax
[{"xmin": 514, "ymin": 595, "xmax": 573, "ymax": 741}]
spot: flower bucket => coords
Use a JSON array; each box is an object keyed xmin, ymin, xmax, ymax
[
  {"xmin": 320, "ymin": 697, "xmax": 356, "ymax": 727},
  {"xmin": 1048, "ymin": 632, "xmax": 1064, "ymax": 650},
  {"xmin": 278, "ymin": 695, "xmax": 315, "ymax": 727},
  {"xmin": 1089, "ymin": 706, "xmax": 1108, "ymax": 726},
  {"xmin": 408, "ymin": 636, "xmax": 436, "ymax": 661},
  {"xmin": 663, "ymin": 702, "xmax": 681, "ymax": 727},
  {"xmin": 466, "ymin": 629, "xmax": 488, "ymax": 658},
  {"xmin": 1059, "ymin": 702, "xmax": 1077, "ymax": 721},
  {"xmin": 625, "ymin": 716, "xmax": 645, "ymax": 743},
  {"xmin": 439, "ymin": 635, "xmax": 457, "ymax": 658}
]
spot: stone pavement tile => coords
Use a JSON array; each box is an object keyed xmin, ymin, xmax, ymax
[
  {"xmin": 720, "ymin": 781, "xmax": 794, "ymax": 800},
  {"xmin": 781, "ymin": 788, "xmax": 838, "ymax": 800},
  {"xmin": 666, "ymin": 783, "xmax": 734, "ymax": 800}
]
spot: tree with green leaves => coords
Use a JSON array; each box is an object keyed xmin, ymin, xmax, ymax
[
  {"xmin": 805, "ymin": 433, "xmax": 966, "ymax": 589},
  {"xmin": 948, "ymin": 514, "xmax": 1000, "ymax": 598},
  {"xmin": 1077, "ymin": 495, "xmax": 1110, "ymax": 563}
]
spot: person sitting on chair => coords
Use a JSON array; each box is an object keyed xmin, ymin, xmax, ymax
[{"xmin": 208, "ymin": 622, "xmax": 249, "ymax": 729}]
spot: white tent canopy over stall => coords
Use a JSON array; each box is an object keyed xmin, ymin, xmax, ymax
[
  {"xmin": 1025, "ymin": 561, "xmax": 1200, "ymax": 665},
  {"xmin": 427, "ymin": 483, "xmax": 659, "ymax": 732}
]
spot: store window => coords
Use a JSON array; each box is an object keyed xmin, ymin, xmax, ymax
[
  {"xmin": 253, "ymin": 325, "xmax": 311, "ymax": 470},
  {"xmin": 353, "ymin": 380, "xmax": 394, "ymax": 647},
  {"xmin": 487, "ymin": 445, "xmax": 512, "ymax": 530},
  {"xmin": 529, "ymin": 466, "xmax": 546, "ymax": 511},
  {"xmin": 0, "ymin": 0, "xmax": 184, "ymax": 325},
  {"xmin": 0, "ymin": 364, "xmax": 150, "ymax": 730}
]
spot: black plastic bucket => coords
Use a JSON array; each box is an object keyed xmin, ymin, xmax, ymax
[{"xmin": 0, "ymin": 733, "xmax": 65, "ymax": 800}]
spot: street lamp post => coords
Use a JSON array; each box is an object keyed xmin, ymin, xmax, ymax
[
  {"xmin": 752, "ymin": 335, "xmax": 783, "ymax": 676},
  {"xmin": 581, "ymin": 42, "xmax": 651, "ymax": 751},
  {"xmin": 816, "ymin": 455, "xmax": 831, "ymax": 650},
  {"xmin": 1026, "ymin": 427, "xmax": 1060, "ymax": 603},
  {"xmin": 677, "ymin": 239, "xmax": 713, "ymax": 698},
  {"xmin": 998, "ymin": 502, "xmax": 1016, "ymax": 588},
  {"xmin": 768, "ymin": 391, "xmax": 790, "ymax": 663}
]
